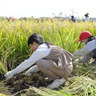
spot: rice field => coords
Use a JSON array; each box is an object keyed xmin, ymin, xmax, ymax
[{"xmin": 0, "ymin": 18, "xmax": 96, "ymax": 96}]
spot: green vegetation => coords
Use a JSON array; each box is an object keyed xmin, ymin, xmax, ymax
[
  {"xmin": 0, "ymin": 18, "xmax": 96, "ymax": 96},
  {"xmin": 0, "ymin": 62, "xmax": 7, "ymax": 74}
]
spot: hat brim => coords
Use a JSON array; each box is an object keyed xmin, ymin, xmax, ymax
[{"xmin": 77, "ymin": 39, "xmax": 83, "ymax": 42}]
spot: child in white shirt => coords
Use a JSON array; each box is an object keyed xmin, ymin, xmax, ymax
[{"xmin": 5, "ymin": 33, "xmax": 73, "ymax": 89}]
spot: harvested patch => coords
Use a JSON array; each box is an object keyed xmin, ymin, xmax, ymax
[
  {"xmin": 72, "ymin": 64, "xmax": 96, "ymax": 79},
  {"xmin": 62, "ymin": 76, "xmax": 96, "ymax": 96},
  {"xmin": 5, "ymin": 72, "xmax": 52, "ymax": 94},
  {"xmin": 0, "ymin": 93, "xmax": 9, "ymax": 96},
  {"xmin": 1, "ymin": 64, "xmax": 96, "ymax": 96},
  {"xmin": 0, "ymin": 81, "xmax": 11, "ymax": 95},
  {"xmin": 21, "ymin": 87, "xmax": 72, "ymax": 96}
]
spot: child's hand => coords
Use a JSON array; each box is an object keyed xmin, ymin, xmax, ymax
[
  {"xmin": 25, "ymin": 71, "xmax": 31, "ymax": 76},
  {"xmin": 4, "ymin": 70, "xmax": 15, "ymax": 80},
  {"xmin": 73, "ymin": 59, "xmax": 80, "ymax": 68},
  {"xmin": 25, "ymin": 65, "xmax": 39, "ymax": 76}
]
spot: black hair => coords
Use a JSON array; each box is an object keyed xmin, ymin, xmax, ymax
[
  {"xmin": 87, "ymin": 36, "xmax": 95, "ymax": 42},
  {"xmin": 28, "ymin": 33, "xmax": 50, "ymax": 48}
]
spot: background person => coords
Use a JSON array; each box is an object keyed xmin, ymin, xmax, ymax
[
  {"xmin": 71, "ymin": 15, "xmax": 76, "ymax": 22},
  {"xmin": 4, "ymin": 33, "xmax": 73, "ymax": 89},
  {"xmin": 84, "ymin": 13, "xmax": 89, "ymax": 22}
]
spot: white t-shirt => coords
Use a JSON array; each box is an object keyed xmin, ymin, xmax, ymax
[
  {"xmin": 73, "ymin": 39, "xmax": 96, "ymax": 59},
  {"xmin": 13, "ymin": 43, "xmax": 51, "ymax": 74}
]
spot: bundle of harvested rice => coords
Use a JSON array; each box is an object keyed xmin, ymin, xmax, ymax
[{"xmin": 0, "ymin": 81, "xmax": 11, "ymax": 95}]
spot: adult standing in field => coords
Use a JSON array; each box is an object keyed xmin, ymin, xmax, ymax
[
  {"xmin": 4, "ymin": 33, "xmax": 73, "ymax": 89},
  {"xmin": 71, "ymin": 15, "xmax": 76, "ymax": 22},
  {"xmin": 84, "ymin": 13, "xmax": 89, "ymax": 22},
  {"xmin": 73, "ymin": 31, "xmax": 96, "ymax": 65},
  {"xmin": 8, "ymin": 17, "xmax": 15, "ymax": 21}
]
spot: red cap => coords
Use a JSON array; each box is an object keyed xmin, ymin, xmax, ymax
[
  {"xmin": 78, "ymin": 31, "xmax": 92, "ymax": 42},
  {"xmin": 71, "ymin": 15, "xmax": 74, "ymax": 17}
]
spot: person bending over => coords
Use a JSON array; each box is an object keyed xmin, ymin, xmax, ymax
[
  {"xmin": 73, "ymin": 31, "xmax": 96, "ymax": 66},
  {"xmin": 5, "ymin": 33, "xmax": 73, "ymax": 89}
]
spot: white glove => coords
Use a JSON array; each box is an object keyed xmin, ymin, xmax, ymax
[
  {"xmin": 4, "ymin": 70, "xmax": 16, "ymax": 80},
  {"xmin": 73, "ymin": 59, "xmax": 79, "ymax": 64},
  {"xmin": 73, "ymin": 59, "xmax": 80, "ymax": 68},
  {"xmin": 25, "ymin": 65, "xmax": 39, "ymax": 76}
]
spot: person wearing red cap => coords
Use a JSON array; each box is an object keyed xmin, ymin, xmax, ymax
[
  {"xmin": 73, "ymin": 31, "xmax": 96, "ymax": 66},
  {"xmin": 71, "ymin": 15, "xmax": 76, "ymax": 22}
]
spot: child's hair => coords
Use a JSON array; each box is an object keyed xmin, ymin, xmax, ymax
[
  {"xmin": 88, "ymin": 36, "xmax": 95, "ymax": 42},
  {"xmin": 28, "ymin": 33, "xmax": 50, "ymax": 48}
]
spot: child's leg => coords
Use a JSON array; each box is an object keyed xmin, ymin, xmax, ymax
[
  {"xmin": 37, "ymin": 59, "xmax": 59, "ymax": 80},
  {"xmin": 37, "ymin": 59, "xmax": 69, "ymax": 89},
  {"xmin": 37, "ymin": 59, "xmax": 69, "ymax": 80}
]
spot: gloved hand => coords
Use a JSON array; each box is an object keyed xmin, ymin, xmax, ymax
[
  {"xmin": 4, "ymin": 70, "xmax": 16, "ymax": 80},
  {"xmin": 25, "ymin": 71, "xmax": 31, "ymax": 76},
  {"xmin": 73, "ymin": 59, "xmax": 80, "ymax": 68},
  {"xmin": 73, "ymin": 59, "xmax": 79, "ymax": 64},
  {"xmin": 25, "ymin": 65, "xmax": 39, "ymax": 76}
]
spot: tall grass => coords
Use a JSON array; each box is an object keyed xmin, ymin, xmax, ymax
[
  {"xmin": 0, "ymin": 62, "xmax": 7, "ymax": 74},
  {"xmin": 0, "ymin": 19, "xmax": 96, "ymax": 70}
]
